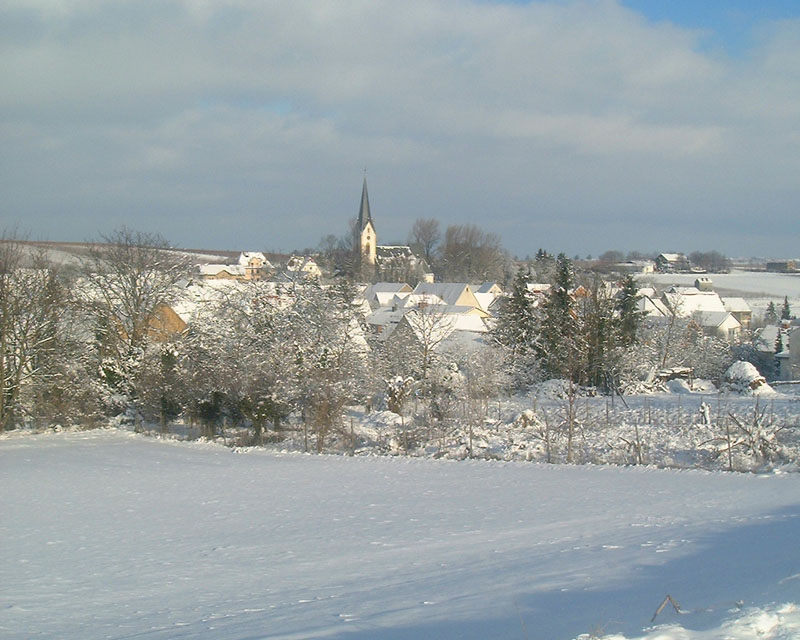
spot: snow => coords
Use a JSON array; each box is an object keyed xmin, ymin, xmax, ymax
[
  {"xmin": 639, "ymin": 270, "xmax": 800, "ymax": 319},
  {"xmin": 724, "ymin": 361, "xmax": 772, "ymax": 394},
  {"xmin": 2, "ymin": 429, "xmax": 800, "ymax": 640}
]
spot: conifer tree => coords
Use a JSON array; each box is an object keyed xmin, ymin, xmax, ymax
[
  {"xmin": 765, "ymin": 301, "xmax": 778, "ymax": 325},
  {"xmin": 492, "ymin": 267, "xmax": 540, "ymax": 389},
  {"xmin": 616, "ymin": 274, "xmax": 644, "ymax": 347},
  {"xmin": 781, "ymin": 296, "xmax": 791, "ymax": 321},
  {"xmin": 537, "ymin": 253, "xmax": 583, "ymax": 381},
  {"xmin": 581, "ymin": 275, "xmax": 619, "ymax": 390}
]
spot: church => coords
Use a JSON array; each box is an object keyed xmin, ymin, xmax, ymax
[{"xmin": 354, "ymin": 175, "xmax": 427, "ymax": 281}]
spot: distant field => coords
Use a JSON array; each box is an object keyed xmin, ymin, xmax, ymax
[{"xmin": 638, "ymin": 269, "xmax": 800, "ymax": 318}]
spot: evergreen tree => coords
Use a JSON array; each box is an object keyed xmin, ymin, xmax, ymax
[
  {"xmin": 533, "ymin": 248, "xmax": 555, "ymax": 282},
  {"xmin": 536, "ymin": 253, "xmax": 583, "ymax": 381},
  {"xmin": 581, "ymin": 276, "xmax": 621, "ymax": 390},
  {"xmin": 492, "ymin": 267, "xmax": 540, "ymax": 390},
  {"xmin": 781, "ymin": 296, "xmax": 791, "ymax": 320},
  {"xmin": 616, "ymin": 274, "xmax": 644, "ymax": 347},
  {"xmin": 765, "ymin": 301, "xmax": 778, "ymax": 325}
]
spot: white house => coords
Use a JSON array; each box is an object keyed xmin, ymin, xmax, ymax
[
  {"xmin": 198, "ymin": 251, "xmax": 272, "ymax": 281},
  {"xmin": 285, "ymin": 256, "xmax": 322, "ymax": 280},
  {"xmin": 661, "ymin": 286, "xmax": 742, "ymax": 339},
  {"xmin": 362, "ymin": 282, "xmax": 413, "ymax": 310}
]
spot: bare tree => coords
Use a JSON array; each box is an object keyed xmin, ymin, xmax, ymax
[
  {"xmin": 439, "ymin": 224, "xmax": 508, "ymax": 283},
  {"xmin": 0, "ymin": 234, "xmax": 64, "ymax": 430},
  {"xmin": 384, "ymin": 305, "xmax": 455, "ymax": 384},
  {"xmin": 79, "ymin": 228, "xmax": 192, "ymax": 414},
  {"xmin": 408, "ymin": 218, "xmax": 441, "ymax": 268},
  {"xmin": 292, "ymin": 281, "xmax": 369, "ymax": 452}
]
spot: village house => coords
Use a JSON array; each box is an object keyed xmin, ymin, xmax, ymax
[
  {"xmin": 408, "ymin": 282, "xmax": 484, "ymax": 310},
  {"xmin": 474, "ymin": 282, "xmax": 504, "ymax": 314},
  {"xmin": 612, "ymin": 260, "xmax": 656, "ymax": 274},
  {"xmin": 365, "ymin": 281, "xmax": 491, "ymax": 344},
  {"xmin": 722, "ymin": 297, "xmax": 752, "ymax": 329},
  {"xmin": 199, "ymin": 252, "xmax": 272, "ymax": 281},
  {"xmin": 380, "ymin": 304, "xmax": 490, "ymax": 354},
  {"xmin": 655, "ymin": 253, "xmax": 691, "ymax": 273},
  {"xmin": 766, "ymin": 260, "xmax": 797, "ymax": 273},
  {"xmin": 285, "ymin": 255, "xmax": 322, "ymax": 280},
  {"xmin": 361, "ymin": 282, "xmax": 413, "ymax": 310},
  {"xmin": 661, "ymin": 285, "xmax": 742, "ymax": 339}
]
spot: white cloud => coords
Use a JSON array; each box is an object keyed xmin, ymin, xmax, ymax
[{"xmin": 1, "ymin": 0, "xmax": 799, "ymax": 256}]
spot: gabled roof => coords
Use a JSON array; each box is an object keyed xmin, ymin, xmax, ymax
[
  {"xmin": 411, "ymin": 282, "xmax": 480, "ymax": 308},
  {"xmin": 473, "ymin": 292, "xmax": 496, "ymax": 312},
  {"xmin": 362, "ymin": 282, "xmax": 413, "ymax": 310},
  {"xmin": 476, "ymin": 282, "xmax": 503, "ymax": 294},
  {"xmin": 696, "ymin": 311, "xmax": 740, "ymax": 330},
  {"xmin": 238, "ymin": 252, "xmax": 267, "ymax": 266}
]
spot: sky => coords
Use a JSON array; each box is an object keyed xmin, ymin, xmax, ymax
[{"xmin": 1, "ymin": 0, "xmax": 799, "ymax": 259}]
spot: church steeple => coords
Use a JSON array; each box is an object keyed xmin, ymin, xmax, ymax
[
  {"xmin": 355, "ymin": 173, "xmax": 377, "ymax": 267},
  {"xmin": 357, "ymin": 174, "xmax": 374, "ymax": 232}
]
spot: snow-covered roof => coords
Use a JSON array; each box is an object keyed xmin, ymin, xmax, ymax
[
  {"xmin": 362, "ymin": 283, "xmax": 414, "ymax": 309},
  {"xmin": 411, "ymin": 283, "xmax": 477, "ymax": 307},
  {"xmin": 473, "ymin": 292, "xmax": 497, "ymax": 312},
  {"xmin": 448, "ymin": 313, "xmax": 489, "ymax": 333},
  {"xmin": 722, "ymin": 297, "xmax": 751, "ymax": 313},
  {"xmin": 376, "ymin": 245, "xmax": 414, "ymax": 259},
  {"xmin": 662, "ymin": 287, "xmax": 726, "ymax": 316},
  {"xmin": 367, "ymin": 307, "xmax": 407, "ymax": 327},
  {"xmin": 199, "ymin": 264, "xmax": 246, "ymax": 277},
  {"xmin": 696, "ymin": 311, "xmax": 740, "ymax": 330},
  {"xmin": 526, "ymin": 283, "xmax": 551, "ymax": 294},
  {"xmin": 238, "ymin": 252, "xmax": 267, "ymax": 266},
  {"xmin": 285, "ymin": 256, "xmax": 321, "ymax": 277},
  {"xmin": 637, "ymin": 295, "xmax": 671, "ymax": 318}
]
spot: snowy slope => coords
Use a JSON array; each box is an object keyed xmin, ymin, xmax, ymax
[{"xmin": 2, "ymin": 430, "xmax": 799, "ymax": 640}]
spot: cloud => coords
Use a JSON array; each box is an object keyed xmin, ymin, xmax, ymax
[{"xmin": 1, "ymin": 0, "xmax": 799, "ymax": 256}]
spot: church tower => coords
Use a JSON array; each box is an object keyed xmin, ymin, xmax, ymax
[{"xmin": 356, "ymin": 175, "xmax": 377, "ymax": 266}]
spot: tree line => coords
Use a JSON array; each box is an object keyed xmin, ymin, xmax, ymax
[{"xmin": 1, "ymin": 228, "xmax": 765, "ymax": 451}]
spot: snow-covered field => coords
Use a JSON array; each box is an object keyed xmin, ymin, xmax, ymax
[
  {"xmin": 638, "ymin": 270, "xmax": 800, "ymax": 319},
  {"xmin": 2, "ymin": 430, "xmax": 799, "ymax": 639}
]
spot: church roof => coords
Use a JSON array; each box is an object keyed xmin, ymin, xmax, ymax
[{"xmin": 358, "ymin": 175, "xmax": 374, "ymax": 232}]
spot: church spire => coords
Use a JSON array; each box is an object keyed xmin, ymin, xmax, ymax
[
  {"xmin": 357, "ymin": 173, "xmax": 374, "ymax": 232},
  {"xmin": 355, "ymin": 172, "xmax": 377, "ymax": 268}
]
